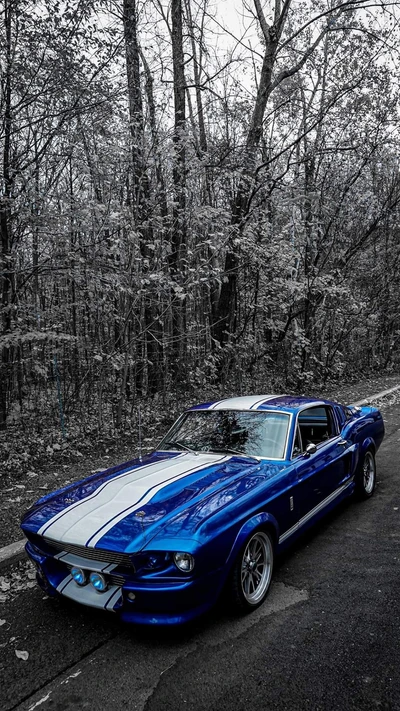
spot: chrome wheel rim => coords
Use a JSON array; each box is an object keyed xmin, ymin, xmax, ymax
[
  {"xmin": 241, "ymin": 532, "xmax": 273, "ymax": 605},
  {"xmin": 363, "ymin": 451, "xmax": 375, "ymax": 494}
]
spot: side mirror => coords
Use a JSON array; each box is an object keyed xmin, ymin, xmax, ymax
[{"xmin": 304, "ymin": 442, "xmax": 317, "ymax": 457}]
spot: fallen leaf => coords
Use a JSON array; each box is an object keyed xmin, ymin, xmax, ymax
[{"xmin": 15, "ymin": 650, "xmax": 29, "ymax": 661}]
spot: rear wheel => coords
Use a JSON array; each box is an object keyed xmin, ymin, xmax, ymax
[
  {"xmin": 355, "ymin": 449, "xmax": 376, "ymax": 499},
  {"xmin": 229, "ymin": 530, "xmax": 274, "ymax": 612}
]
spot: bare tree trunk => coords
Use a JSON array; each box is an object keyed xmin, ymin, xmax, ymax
[
  {"xmin": 0, "ymin": 0, "xmax": 14, "ymax": 429},
  {"xmin": 183, "ymin": 0, "xmax": 219, "ymax": 343},
  {"xmin": 213, "ymin": 1, "xmax": 283, "ymax": 349},
  {"xmin": 183, "ymin": 0, "xmax": 211, "ymax": 203},
  {"xmin": 213, "ymin": 0, "xmax": 334, "ymax": 351},
  {"xmin": 139, "ymin": 49, "xmax": 168, "ymax": 221},
  {"xmin": 169, "ymin": 0, "xmax": 187, "ymax": 377},
  {"xmin": 123, "ymin": 0, "xmax": 162, "ymax": 395}
]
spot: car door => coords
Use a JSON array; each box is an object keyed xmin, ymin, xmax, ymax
[{"xmin": 293, "ymin": 405, "xmax": 353, "ymax": 521}]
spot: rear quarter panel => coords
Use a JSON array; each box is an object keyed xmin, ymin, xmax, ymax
[{"xmin": 342, "ymin": 406, "xmax": 385, "ymax": 472}]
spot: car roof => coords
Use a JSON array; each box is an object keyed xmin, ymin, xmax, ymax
[{"xmin": 188, "ymin": 395, "xmax": 339, "ymax": 414}]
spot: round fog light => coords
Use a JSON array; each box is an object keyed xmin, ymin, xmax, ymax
[
  {"xmin": 127, "ymin": 592, "xmax": 136, "ymax": 601},
  {"xmin": 71, "ymin": 567, "xmax": 87, "ymax": 586},
  {"xmin": 89, "ymin": 572, "xmax": 108, "ymax": 592}
]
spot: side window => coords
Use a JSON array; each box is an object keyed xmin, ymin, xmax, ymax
[{"xmin": 298, "ymin": 406, "xmax": 337, "ymax": 446}]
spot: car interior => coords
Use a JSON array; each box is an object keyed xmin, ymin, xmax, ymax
[{"xmin": 293, "ymin": 406, "xmax": 337, "ymax": 457}]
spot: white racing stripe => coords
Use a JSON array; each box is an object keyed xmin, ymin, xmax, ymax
[
  {"xmin": 105, "ymin": 587, "xmax": 123, "ymax": 610},
  {"xmin": 56, "ymin": 575, "xmax": 122, "ymax": 611},
  {"xmin": 87, "ymin": 454, "xmax": 230, "ymax": 548},
  {"xmin": 210, "ymin": 395, "xmax": 279, "ymax": 410},
  {"xmin": 54, "ymin": 551, "xmax": 117, "ymax": 573},
  {"xmin": 38, "ymin": 455, "xmax": 187, "ymax": 540},
  {"xmin": 40, "ymin": 453, "xmax": 230, "ymax": 547},
  {"xmin": 38, "ymin": 454, "xmax": 185, "ymax": 538}
]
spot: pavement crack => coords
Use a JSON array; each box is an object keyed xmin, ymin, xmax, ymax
[
  {"xmin": 7, "ymin": 632, "xmax": 119, "ymax": 711},
  {"xmin": 142, "ymin": 643, "xmax": 197, "ymax": 711},
  {"xmin": 142, "ymin": 582, "xmax": 308, "ymax": 710}
]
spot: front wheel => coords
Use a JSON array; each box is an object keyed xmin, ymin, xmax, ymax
[
  {"xmin": 229, "ymin": 530, "xmax": 274, "ymax": 612},
  {"xmin": 355, "ymin": 449, "xmax": 376, "ymax": 499}
]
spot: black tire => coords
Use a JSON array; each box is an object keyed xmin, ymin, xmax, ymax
[
  {"xmin": 229, "ymin": 529, "xmax": 274, "ymax": 612},
  {"xmin": 355, "ymin": 449, "xmax": 376, "ymax": 500}
]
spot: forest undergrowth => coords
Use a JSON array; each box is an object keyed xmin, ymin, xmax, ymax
[{"xmin": 0, "ymin": 372, "xmax": 399, "ymax": 549}]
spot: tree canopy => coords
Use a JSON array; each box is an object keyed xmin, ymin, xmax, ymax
[{"xmin": 1, "ymin": 0, "xmax": 399, "ymax": 433}]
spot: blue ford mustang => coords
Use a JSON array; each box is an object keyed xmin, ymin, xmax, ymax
[{"xmin": 21, "ymin": 395, "xmax": 384, "ymax": 625}]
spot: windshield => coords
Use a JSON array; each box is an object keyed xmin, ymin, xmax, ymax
[{"xmin": 159, "ymin": 410, "xmax": 290, "ymax": 460}]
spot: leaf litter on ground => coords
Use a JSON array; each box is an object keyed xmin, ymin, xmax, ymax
[
  {"xmin": 0, "ymin": 374, "xmax": 399, "ymax": 551},
  {"xmin": 0, "ymin": 561, "xmax": 37, "ymax": 603}
]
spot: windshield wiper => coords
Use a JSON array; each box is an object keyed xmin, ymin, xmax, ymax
[
  {"xmin": 164, "ymin": 440, "xmax": 198, "ymax": 454},
  {"xmin": 208, "ymin": 447, "xmax": 260, "ymax": 462}
]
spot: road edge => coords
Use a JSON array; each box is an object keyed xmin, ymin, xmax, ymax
[
  {"xmin": 2, "ymin": 382, "xmax": 399, "ymax": 573},
  {"xmin": 0, "ymin": 539, "xmax": 26, "ymax": 571},
  {"xmin": 353, "ymin": 383, "xmax": 400, "ymax": 406}
]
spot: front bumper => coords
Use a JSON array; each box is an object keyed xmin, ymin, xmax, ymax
[{"xmin": 25, "ymin": 541, "xmax": 221, "ymax": 625}]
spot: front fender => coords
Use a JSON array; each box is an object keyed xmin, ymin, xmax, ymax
[{"xmin": 219, "ymin": 512, "xmax": 279, "ymax": 588}]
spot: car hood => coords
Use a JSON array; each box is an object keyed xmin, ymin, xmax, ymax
[{"xmin": 21, "ymin": 451, "xmax": 285, "ymax": 553}]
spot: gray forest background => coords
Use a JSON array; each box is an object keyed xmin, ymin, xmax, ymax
[{"xmin": 1, "ymin": 0, "xmax": 399, "ymax": 444}]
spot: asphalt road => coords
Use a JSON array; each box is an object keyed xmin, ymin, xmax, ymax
[{"xmin": 1, "ymin": 403, "xmax": 399, "ymax": 711}]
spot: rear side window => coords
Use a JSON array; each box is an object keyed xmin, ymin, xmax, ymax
[{"xmin": 298, "ymin": 406, "xmax": 337, "ymax": 446}]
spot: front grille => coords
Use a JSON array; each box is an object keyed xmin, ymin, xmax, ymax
[
  {"xmin": 64, "ymin": 569, "xmax": 126, "ymax": 587},
  {"xmin": 43, "ymin": 537, "xmax": 134, "ymax": 568},
  {"xmin": 109, "ymin": 573, "xmax": 126, "ymax": 586}
]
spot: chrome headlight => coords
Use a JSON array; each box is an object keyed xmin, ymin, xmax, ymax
[{"xmin": 173, "ymin": 552, "xmax": 195, "ymax": 572}]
